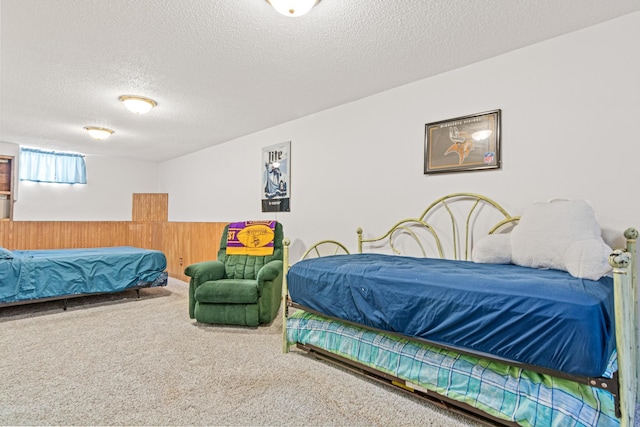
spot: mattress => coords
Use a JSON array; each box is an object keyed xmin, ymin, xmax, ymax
[
  {"xmin": 287, "ymin": 310, "xmax": 619, "ymax": 427},
  {"xmin": 0, "ymin": 246, "xmax": 167, "ymax": 304},
  {"xmin": 287, "ymin": 253, "xmax": 615, "ymax": 377}
]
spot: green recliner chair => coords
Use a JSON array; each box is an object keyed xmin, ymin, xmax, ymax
[{"xmin": 184, "ymin": 222, "xmax": 284, "ymax": 326}]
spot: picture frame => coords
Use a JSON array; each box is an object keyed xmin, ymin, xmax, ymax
[
  {"xmin": 424, "ymin": 109, "xmax": 501, "ymax": 174},
  {"xmin": 262, "ymin": 141, "xmax": 290, "ymax": 212}
]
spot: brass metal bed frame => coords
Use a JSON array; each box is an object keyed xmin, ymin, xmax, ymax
[{"xmin": 282, "ymin": 193, "xmax": 638, "ymax": 427}]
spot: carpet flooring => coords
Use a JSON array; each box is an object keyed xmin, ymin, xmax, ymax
[{"xmin": 0, "ymin": 278, "xmax": 481, "ymax": 426}]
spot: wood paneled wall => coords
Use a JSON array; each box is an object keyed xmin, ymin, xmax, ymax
[
  {"xmin": 162, "ymin": 222, "xmax": 227, "ymax": 281},
  {"xmin": 132, "ymin": 193, "xmax": 168, "ymax": 222},
  {"xmin": 0, "ymin": 221, "xmax": 227, "ymax": 282},
  {"xmin": 1, "ymin": 221, "xmax": 132, "ymax": 249}
]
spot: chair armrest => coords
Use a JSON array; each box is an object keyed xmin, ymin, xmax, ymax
[
  {"xmin": 257, "ymin": 260, "xmax": 283, "ymax": 293},
  {"xmin": 185, "ymin": 260, "xmax": 225, "ymax": 319},
  {"xmin": 184, "ymin": 260, "xmax": 225, "ymax": 285}
]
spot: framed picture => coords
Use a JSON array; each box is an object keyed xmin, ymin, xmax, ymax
[
  {"xmin": 424, "ymin": 109, "xmax": 501, "ymax": 174},
  {"xmin": 262, "ymin": 141, "xmax": 290, "ymax": 212}
]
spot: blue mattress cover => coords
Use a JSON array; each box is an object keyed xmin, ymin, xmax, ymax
[
  {"xmin": 0, "ymin": 246, "xmax": 167, "ymax": 304},
  {"xmin": 287, "ymin": 253, "xmax": 615, "ymax": 377}
]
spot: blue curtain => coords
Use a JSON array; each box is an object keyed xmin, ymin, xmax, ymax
[{"xmin": 19, "ymin": 148, "xmax": 87, "ymax": 184}]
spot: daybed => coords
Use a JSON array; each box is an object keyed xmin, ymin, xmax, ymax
[
  {"xmin": 282, "ymin": 193, "xmax": 638, "ymax": 427},
  {"xmin": 0, "ymin": 246, "xmax": 168, "ymax": 309}
]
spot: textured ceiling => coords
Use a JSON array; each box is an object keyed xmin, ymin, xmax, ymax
[{"xmin": 1, "ymin": 0, "xmax": 639, "ymax": 162}]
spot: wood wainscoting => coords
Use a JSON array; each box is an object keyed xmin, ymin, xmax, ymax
[
  {"xmin": 0, "ymin": 220, "xmax": 227, "ymax": 282},
  {"xmin": 159, "ymin": 222, "xmax": 227, "ymax": 282}
]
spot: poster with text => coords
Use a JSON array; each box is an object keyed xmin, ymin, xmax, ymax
[{"xmin": 262, "ymin": 141, "xmax": 290, "ymax": 212}]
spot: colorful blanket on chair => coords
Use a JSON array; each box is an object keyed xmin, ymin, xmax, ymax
[{"xmin": 226, "ymin": 221, "xmax": 275, "ymax": 256}]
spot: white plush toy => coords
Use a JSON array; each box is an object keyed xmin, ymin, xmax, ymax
[
  {"xmin": 472, "ymin": 199, "xmax": 612, "ymax": 280},
  {"xmin": 472, "ymin": 233, "xmax": 512, "ymax": 264}
]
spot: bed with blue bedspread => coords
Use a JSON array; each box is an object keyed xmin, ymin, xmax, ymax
[
  {"xmin": 282, "ymin": 193, "xmax": 638, "ymax": 427},
  {"xmin": 0, "ymin": 246, "xmax": 168, "ymax": 308}
]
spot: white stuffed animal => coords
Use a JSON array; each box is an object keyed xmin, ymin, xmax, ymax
[{"xmin": 473, "ymin": 199, "xmax": 612, "ymax": 280}]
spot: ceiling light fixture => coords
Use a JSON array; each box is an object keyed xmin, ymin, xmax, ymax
[
  {"xmin": 267, "ymin": 0, "xmax": 320, "ymax": 17},
  {"xmin": 84, "ymin": 126, "xmax": 114, "ymax": 140},
  {"xmin": 118, "ymin": 95, "xmax": 157, "ymax": 114}
]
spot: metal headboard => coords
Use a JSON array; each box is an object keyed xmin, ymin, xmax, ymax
[
  {"xmin": 357, "ymin": 192, "xmax": 519, "ymax": 260},
  {"xmin": 300, "ymin": 239, "xmax": 350, "ymax": 260}
]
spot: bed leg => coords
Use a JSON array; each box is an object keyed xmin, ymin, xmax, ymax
[
  {"xmin": 282, "ymin": 238, "xmax": 291, "ymax": 354},
  {"xmin": 625, "ymin": 228, "xmax": 639, "ymax": 407},
  {"xmin": 612, "ymin": 371, "xmax": 622, "ymax": 419},
  {"xmin": 136, "ymin": 289, "xmax": 141, "ymax": 299},
  {"xmin": 63, "ymin": 299, "xmax": 68, "ymax": 311},
  {"xmin": 610, "ymin": 232, "xmax": 638, "ymax": 427}
]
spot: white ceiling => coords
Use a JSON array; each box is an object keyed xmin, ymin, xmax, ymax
[{"xmin": 1, "ymin": 0, "xmax": 638, "ymax": 162}]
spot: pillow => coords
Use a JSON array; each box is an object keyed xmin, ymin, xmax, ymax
[
  {"xmin": 472, "ymin": 233, "xmax": 512, "ymax": 264},
  {"xmin": 510, "ymin": 199, "xmax": 611, "ymax": 280},
  {"xmin": 0, "ymin": 246, "xmax": 14, "ymax": 259},
  {"xmin": 564, "ymin": 239, "xmax": 612, "ymax": 281}
]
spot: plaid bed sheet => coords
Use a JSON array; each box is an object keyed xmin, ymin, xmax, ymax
[{"xmin": 287, "ymin": 311, "xmax": 619, "ymax": 427}]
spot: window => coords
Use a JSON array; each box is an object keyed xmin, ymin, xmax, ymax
[{"xmin": 19, "ymin": 148, "xmax": 87, "ymax": 184}]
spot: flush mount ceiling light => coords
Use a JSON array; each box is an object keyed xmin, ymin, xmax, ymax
[
  {"xmin": 266, "ymin": 0, "xmax": 320, "ymax": 17},
  {"xmin": 118, "ymin": 95, "xmax": 157, "ymax": 114},
  {"xmin": 84, "ymin": 126, "xmax": 114, "ymax": 140}
]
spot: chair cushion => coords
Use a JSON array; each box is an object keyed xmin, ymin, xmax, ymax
[
  {"xmin": 223, "ymin": 255, "xmax": 267, "ymax": 280},
  {"xmin": 194, "ymin": 279, "xmax": 258, "ymax": 304}
]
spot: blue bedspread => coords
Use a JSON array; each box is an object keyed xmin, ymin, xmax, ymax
[
  {"xmin": 287, "ymin": 253, "xmax": 615, "ymax": 377},
  {"xmin": 0, "ymin": 246, "xmax": 167, "ymax": 304}
]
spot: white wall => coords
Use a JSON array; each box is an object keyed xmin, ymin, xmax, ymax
[
  {"xmin": 165, "ymin": 13, "xmax": 633, "ymax": 257},
  {"xmin": 13, "ymin": 155, "xmax": 160, "ymax": 221},
  {"xmin": 0, "ymin": 141, "xmax": 20, "ymax": 158}
]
